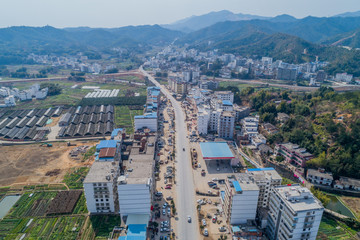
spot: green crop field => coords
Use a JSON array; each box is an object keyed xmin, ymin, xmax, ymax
[
  {"xmin": 63, "ymin": 167, "xmax": 90, "ymax": 190},
  {"xmin": 114, "ymin": 106, "xmax": 143, "ymax": 134},
  {"xmin": 317, "ymin": 216, "xmax": 358, "ymax": 240}
]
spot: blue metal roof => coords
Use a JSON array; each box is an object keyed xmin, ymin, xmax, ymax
[
  {"xmin": 200, "ymin": 142, "xmax": 234, "ymax": 159},
  {"xmin": 134, "ymin": 112, "xmax": 157, "ymax": 119},
  {"xmin": 247, "ymin": 168, "xmax": 275, "ymax": 172},
  {"xmin": 96, "ymin": 140, "xmax": 117, "ymax": 150},
  {"xmin": 118, "ymin": 224, "xmax": 147, "ymax": 240},
  {"xmin": 111, "ymin": 128, "xmax": 123, "ymax": 138},
  {"xmin": 222, "ymin": 100, "xmax": 233, "ymax": 106},
  {"xmin": 232, "ymin": 181, "xmax": 242, "ymax": 192}
]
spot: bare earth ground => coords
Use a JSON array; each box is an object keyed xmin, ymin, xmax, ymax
[
  {"xmin": 0, "ymin": 141, "xmax": 95, "ymax": 186},
  {"xmin": 340, "ymin": 196, "xmax": 360, "ymax": 218}
]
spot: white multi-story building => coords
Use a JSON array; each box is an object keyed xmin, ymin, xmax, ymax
[
  {"xmin": 197, "ymin": 108, "xmax": 210, "ymax": 135},
  {"xmin": 218, "ymin": 111, "xmax": 235, "ymax": 139},
  {"xmin": 209, "ymin": 109, "xmax": 222, "ymax": 132},
  {"xmin": 134, "ymin": 112, "xmax": 158, "ymax": 132},
  {"xmin": 306, "ymin": 169, "xmax": 333, "ymax": 186},
  {"xmin": 246, "ymin": 168, "xmax": 282, "ymax": 209},
  {"xmin": 267, "ymin": 185, "xmax": 324, "ymax": 240},
  {"xmin": 4, "ymin": 95, "xmax": 16, "ymax": 107},
  {"xmin": 222, "ymin": 174, "xmax": 259, "ymax": 224},
  {"xmin": 35, "ymin": 88, "xmax": 48, "ymax": 99},
  {"xmin": 215, "ymin": 91, "xmax": 234, "ymax": 103},
  {"xmin": 242, "ymin": 116, "xmax": 259, "ymax": 137},
  {"xmin": 83, "ymin": 161, "xmax": 119, "ymax": 214},
  {"xmin": 117, "ymin": 136, "xmax": 155, "ymax": 219}
]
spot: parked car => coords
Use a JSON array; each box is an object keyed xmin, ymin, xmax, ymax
[
  {"xmin": 165, "ymin": 185, "xmax": 172, "ymax": 189},
  {"xmin": 162, "ymin": 209, "xmax": 166, "ymax": 215},
  {"xmin": 167, "ymin": 208, "xmax": 171, "ymax": 215},
  {"xmin": 212, "ymin": 216, "xmax": 217, "ymax": 223},
  {"xmin": 188, "ymin": 216, "xmax": 191, "ymax": 223},
  {"xmin": 203, "ymin": 228, "xmax": 208, "ymax": 236},
  {"xmin": 166, "ymin": 196, "xmax": 173, "ymax": 200},
  {"xmin": 219, "ymin": 226, "xmax": 226, "ymax": 232},
  {"xmin": 202, "ymin": 219, "xmax": 207, "ymax": 226},
  {"xmin": 183, "ymin": 148, "xmax": 185, "ymax": 151}
]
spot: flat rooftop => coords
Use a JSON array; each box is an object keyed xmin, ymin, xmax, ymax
[
  {"xmin": 274, "ymin": 185, "xmax": 323, "ymax": 212},
  {"xmin": 99, "ymin": 148, "xmax": 116, "ymax": 158},
  {"xmin": 84, "ymin": 161, "xmax": 118, "ymax": 183},
  {"xmin": 122, "ymin": 136, "xmax": 156, "ymax": 184},
  {"xmin": 247, "ymin": 168, "xmax": 282, "ymax": 181},
  {"xmin": 200, "ymin": 142, "xmax": 234, "ymax": 160},
  {"xmin": 231, "ymin": 173, "xmax": 259, "ymax": 192}
]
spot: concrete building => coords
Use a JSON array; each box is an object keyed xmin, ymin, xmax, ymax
[
  {"xmin": 246, "ymin": 168, "xmax": 282, "ymax": 209},
  {"xmin": 117, "ymin": 136, "xmax": 155, "ymax": 219},
  {"xmin": 215, "ymin": 91, "xmax": 234, "ymax": 103},
  {"xmin": 218, "ymin": 111, "xmax": 235, "ymax": 139},
  {"xmin": 306, "ymin": 169, "xmax": 333, "ymax": 186},
  {"xmin": 134, "ymin": 112, "xmax": 158, "ymax": 132},
  {"xmin": 209, "ymin": 109, "xmax": 222, "ymax": 132},
  {"xmin": 221, "ymin": 100, "xmax": 234, "ymax": 111},
  {"xmin": 83, "ymin": 161, "xmax": 119, "ymax": 214},
  {"xmin": 267, "ymin": 185, "xmax": 324, "ymax": 240},
  {"xmin": 233, "ymin": 105, "xmax": 250, "ymax": 121},
  {"xmin": 222, "ymin": 174, "xmax": 259, "ymax": 225},
  {"xmin": 242, "ymin": 116, "xmax": 259, "ymax": 137},
  {"xmin": 334, "ymin": 177, "xmax": 360, "ymax": 191},
  {"xmin": 277, "ymin": 67, "xmax": 297, "ymax": 81},
  {"xmin": 197, "ymin": 108, "xmax": 210, "ymax": 135},
  {"xmin": 275, "ymin": 143, "xmax": 313, "ymax": 167}
]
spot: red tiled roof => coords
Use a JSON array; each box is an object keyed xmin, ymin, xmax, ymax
[{"xmin": 99, "ymin": 148, "xmax": 116, "ymax": 158}]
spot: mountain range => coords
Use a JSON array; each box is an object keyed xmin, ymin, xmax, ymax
[{"xmin": 1, "ymin": 10, "xmax": 360, "ymax": 75}]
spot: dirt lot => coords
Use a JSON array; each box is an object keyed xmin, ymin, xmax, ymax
[
  {"xmin": 0, "ymin": 141, "xmax": 96, "ymax": 186},
  {"xmin": 340, "ymin": 196, "xmax": 360, "ymax": 218}
]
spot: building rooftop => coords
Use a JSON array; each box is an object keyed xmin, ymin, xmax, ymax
[
  {"xmin": 200, "ymin": 142, "xmax": 234, "ymax": 160},
  {"xmin": 231, "ymin": 173, "xmax": 259, "ymax": 192},
  {"xmin": 307, "ymin": 169, "xmax": 333, "ymax": 180},
  {"xmin": 84, "ymin": 161, "xmax": 118, "ymax": 183},
  {"xmin": 98, "ymin": 148, "xmax": 117, "ymax": 158},
  {"xmin": 96, "ymin": 140, "xmax": 118, "ymax": 150},
  {"xmin": 121, "ymin": 136, "xmax": 156, "ymax": 185},
  {"xmin": 134, "ymin": 112, "xmax": 157, "ymax": 119},
  {"xmin": 247, "ymin": 168, "xmax": 282, "ymax": 182},
  {"xmin": 280, "ymin": 143, "xmax": 313, "ymax": 158},
  {"xmin": 222, "ymin": 100, "xmax": 233, "ymax": 106},
  {"xmin": 274, "ymin": 185, "xmax": 323, "ymax": 212},
  {"xmin": 338, "ymin": 176, "xmax": 360, "ymax": 187}
]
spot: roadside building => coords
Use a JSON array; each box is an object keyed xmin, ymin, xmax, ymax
[
  {"xmin": 267, "ymin": 185, "xmax": 324, "ymax": 240},
  {"xmin": 218, "ymin": 111, "xmax": 235, "ymax": 139},
  {"xmin": 134, "ymin": 112, "xmax": 157, "ymax": 132},
  {"xmin": 306, "ymin": 169, "xmax": 333, "ymax": 186},
  {"xmin": 117, "ymin": 136, "xmax": 155, "ymax": 219},
  {"xmin": 197, "ymin": 108, "xmax": 210, "ymax": 135},
  {"xmin": 275, "ymin": 143, "xmax": 313, "ymax": 167},
  {"xmin": 83, "ymin": 161, "xmax": 119, "ymax": 214},
  {"xmin": 222, "ymin": 174, "xmax": 259, "ymax": 224}
]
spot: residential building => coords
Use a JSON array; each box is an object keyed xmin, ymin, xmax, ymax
[
  {"xmin": 267, "ymin": 185, "xmax": 324, "ymax": 240},
  {"xmin": 233, "ymin": 105, "xmax": 250, "ymax": 121},
  {"xmin": 83, "ymin": 161, "xmax": 119, "ymax": 214},
  {"xmin": 117, "ymin": 136, "xmax": 155, "ymax": 219},
  {"xmin": 275, "ymin": 143, "xmax": 313, "ymax": 167},
  {"xmin": 335, "ymin": 73, "xmax": 353, "ymax": 82},
  {"xmin": 209, "ymin": 109, "xmax": 222, "ymax": 132},
  {"xmin": 277, "ymin": 113, "xmax": 290, "ymax": 124},
  {"xmin": 222, "ymin": 174, "xmax": 259, "ymax": 225},
  {"xmin": 197, "ymin": 108, "xmax": 210, "ymax": 135},
  {"xmin": 221, "ymin": 100, "xmax": 234, "ymax": 111},
  {"xmin": 277, "ymin": 67, "xmax": 297, "ymax": 81},
  {"xmin": 242, "ymin": 116, "xmax": 259, "ymax": 137},
  {"xmin": 334, "ymin": 177, "xmax": 360, "ymax": 191},
  {"xmin": 306, "ymin": 169, "xmax": 333, "ymax": 186},
  {"xmin": 246, "ymin": 168, "xmax": 282, "ymax": 209},
  {"xmin": 218, "ymin": 111, "xmax": 235, "ymax": 139},
  {"xmin": 215, "ymin": 91, "xmax": 234, "ymax": 103},
  {"xmin": 251, "ymin": 134, "xmax": 267, "ymax": 147}
]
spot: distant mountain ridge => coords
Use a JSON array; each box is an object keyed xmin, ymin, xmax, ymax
[{"xmin": 162, "ymin": 10, "xmax": 271, "ymax": 32}]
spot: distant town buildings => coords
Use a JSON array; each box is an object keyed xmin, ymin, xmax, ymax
[{"xmin": 0, "ymin": 84, "xmax": 49, "ymax": 107}]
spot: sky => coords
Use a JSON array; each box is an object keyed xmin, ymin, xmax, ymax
[{"xmin": 0, "ymin": 0, "xmax": 359, "ymax": 28}]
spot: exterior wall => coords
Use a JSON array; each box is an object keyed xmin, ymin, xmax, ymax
[
  {"xmin": 218, "ymin": 113, "xmax": 235, "ymax": 139},
  {"xmin": 84, "ymin": 182, "xmax": 115, "ymax": 214},
  {"xmin": 230, "ymin": 191, "xmax": 259, "ymax": 224},
  {"xmin": 197, "ymin": 112, "xmax": 209, "ymax": 135},
  {"xmin": 215, "ymin": 92, "xmax": 234, "ymax": 103},
  {"xmin": 118, "ymin": 184, "xmax": 152, "ymax": 217},
  {"xmin": 307, "ymin": 174, "xmax": 332, "ymax": 186}
]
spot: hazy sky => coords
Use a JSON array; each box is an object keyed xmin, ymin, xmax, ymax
[{"xmin": 0, "ymin": 0, "xmax": 359, "ymax": 28}]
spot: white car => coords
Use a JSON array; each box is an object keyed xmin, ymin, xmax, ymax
[
  {"xmin": 202, "ymin": 219, "xmax": 207, "ymax": 226},
  {"xmin": 203, "ymin": 228, "xmax": 208, "ymax": 236}
]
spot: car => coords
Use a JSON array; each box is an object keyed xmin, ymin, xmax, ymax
[
  {"xmin": 160, "ymin": 236, "xmax": 164, "ymax": 240},
  {"xmin": 217, "ymin": 167, "xmax": 220, "ymax": 171},
  {"xmin": 155, "ymin": 192, "xmax": 163, "ymax": 197},
  {"xmin": 212, "ymin": 216, "xmax": 217, "ymax": 223},
  {"xmin": 166, "ymin": 196, "xmax": 173, "ymax": 200},
  {"xmin": 219, "ymin": 226, "xmax": 226, "ymax": 232},
  {"xmin": 188, "ymin": 216, "xmax": 191, "ymax": 223},
  {"xmin": 162, "ymin": 209, "xmax": 166, "ymax": 215},
  {"xmin": 165, "ymin": 185, "xmax": 172, "ymax": 189},
  {"xmin": 203, "ymin": 228, "xmax": 209, "ymax": 236},
  {"xmin": 183, "ymin": 148, "xmax": 185, "ymax": 151},
  {"xmin": 202, "ymin": 219, "xmax": 207, "ymax": 226},
  {"xmin": 163, "ymin": 203, "xmax": 168, "ymax": 208},
  {"xmin": 164, "ymin": 237, "xmax": 168, "ymax": 240},
  {"xmin": 167, "ymin": 208, "xmax": 171, "ymax": 215}
]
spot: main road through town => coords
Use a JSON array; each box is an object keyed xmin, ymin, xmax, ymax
[{"xmin": 140, "ymin": 66, "xmax": 200, "ymax": 240}]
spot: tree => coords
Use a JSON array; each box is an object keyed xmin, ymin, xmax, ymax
[{"xmin": 40, "ymin": 83, "xmax": 62, "ymax": 96}]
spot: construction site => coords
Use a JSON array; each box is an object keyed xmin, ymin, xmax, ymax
[{"xmin": 0, "ymin": 141, "xmax": 97, "ymax": 187}]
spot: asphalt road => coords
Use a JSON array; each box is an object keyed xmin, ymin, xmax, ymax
[{"xmin": 140, "ymin": 67, "xmax": 200, "ymax": 240}]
